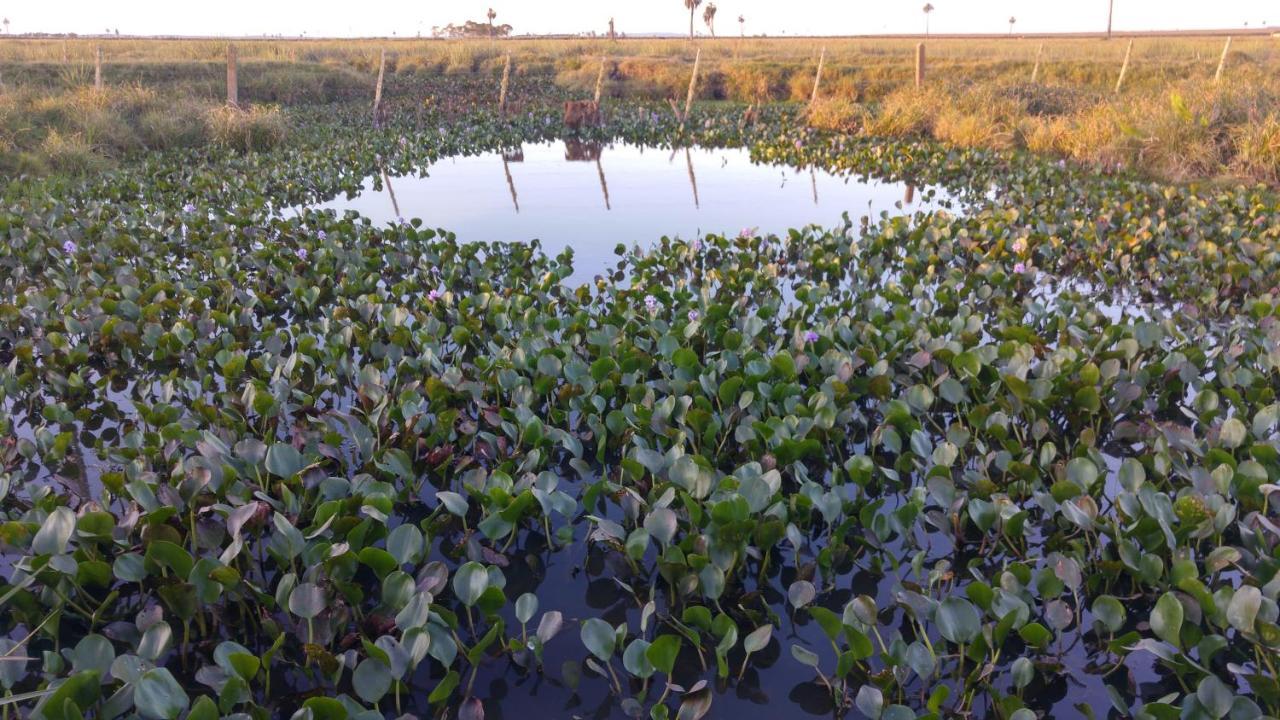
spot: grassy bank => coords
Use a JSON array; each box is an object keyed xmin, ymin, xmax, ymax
[{"xmin": 1, "ymin": 35, "xmax": 1279, "ymax": 181}]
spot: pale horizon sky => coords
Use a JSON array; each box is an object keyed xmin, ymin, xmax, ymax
[{"xmin": 1, "ymin": 1, "xmax": 1274, "ymax": 38}]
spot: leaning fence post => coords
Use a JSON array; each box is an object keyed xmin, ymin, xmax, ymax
[
  {"xmin": 1214, "ymin": 36, "xmax": 1232, "ymax": 83},
  {"xmin": 1031, "ymin": 43, "xmax": 1044, "ymax": 83},
  {"xmin": 226, "ymin": 43, "xmax": 239, "ymax": 107},
  {"xmin": 682, "ymin": 47, "xmax": 701, "ymax": 127},
  {"xmin": 1114, "ymin": 39, "xmax": 1133, "ymax": 94},
  {"xmin": 498, "ymin": 53, "xmax": 512, "ymax": 115},
  {"xmin": 915, "ymin": 43, "xmax": 926, "ymax": 88},
  {"xmin": 809, "ymin": 47, "xmax": 826, "ymax": 106},
  {"xmin": 372, "ymin": 49, "xmax": 386, "ymax": 125},
  {"xmin": 593, "ymin": 57, "xmax": 606, "ymax": 105},
  {"xmin": 94, "ymin": 47, "xmax": 103, "ymax": 91}
]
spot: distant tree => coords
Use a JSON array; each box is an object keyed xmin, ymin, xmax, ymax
[
  {"xmin": 440, "ymin": 20, "xmax": 512, "ymax": 38},
  {"xmin": 703, "ymin": 3, "xmax": 717, "ymax": 37},
  {"xmin": 684, "ymin": 0, "xmax": 702, "ymax": 39},
  {"xmin": 487, "ymin": 8, "xmax": 497, "ymax": 37},
  {"xmin": 1106, "ymin": 0, "xmax": 1114, "ymax": 39},
  {"xmin": 923, "ymin": 4, "xmax": 934, "ymax": 37},
  {"xmin": 738, "ymin": 14, "xmax": 745, "ymax": 37},
  {"xmin": 1008, "ymin": 16, "xmax": 1016, "ymax": 35},
  {"xmin": 2, "ymin": 18, "xmax": 9, "ymax": 34}
]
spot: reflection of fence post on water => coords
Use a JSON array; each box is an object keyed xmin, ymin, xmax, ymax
[{"xmin": 686, "ymin": 148, "xmax": 699, "ymax": 209}]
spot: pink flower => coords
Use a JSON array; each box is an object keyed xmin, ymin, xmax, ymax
[{"xmin": 1014, "ymin": 262, "xmax": 1026, "ymax": 273}]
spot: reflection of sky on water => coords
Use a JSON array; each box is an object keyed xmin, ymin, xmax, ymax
[{"xmin": 310, "ymin": 141, "xmax": 946, "ymax": 284}]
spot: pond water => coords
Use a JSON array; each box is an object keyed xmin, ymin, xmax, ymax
[{"xmin": 309, "ymin": 141, "xmax": 947, "ymax": 283}]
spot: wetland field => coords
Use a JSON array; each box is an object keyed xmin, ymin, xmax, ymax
[{"xmin": 1, "ymin": 33, "xmax": 1280, "ymax": 720}]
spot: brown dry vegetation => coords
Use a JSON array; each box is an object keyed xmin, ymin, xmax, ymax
[{"xmin": 2, "ymin": 35, "xmax": 1279, "ymax": 181}]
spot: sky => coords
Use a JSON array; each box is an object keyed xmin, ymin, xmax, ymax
[{"xmin": 1, "ymin": 1, "xmax": 1274, "ymax": 37}]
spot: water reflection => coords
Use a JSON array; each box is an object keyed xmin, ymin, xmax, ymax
[{"xmin": 310, "ymin": 141, "xmax": 947, "ymax": 284}]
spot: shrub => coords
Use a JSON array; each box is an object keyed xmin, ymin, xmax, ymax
[{"xmin": 205, "ymin": 105, "xmax": 288, "ymax": 152}]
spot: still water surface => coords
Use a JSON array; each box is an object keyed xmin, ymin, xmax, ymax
[{"xmin": 311, "ymin": 141, "xmax": 945, "ymax": 282}]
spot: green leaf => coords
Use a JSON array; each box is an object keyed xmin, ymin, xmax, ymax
[
  {"xmin": 32, "ymin": 507, "xmax": 75, "ymax": 555},
  {"xmin": 135, "ymin": 668, "xmax": 190, "ymax": 720},
  {"xmin": 453, "ymin": 562, "xmax": 489, "ymax": 607},
  {"xmin": 580, "ymin": 618, "xmax": 615, "ymax": 662},
  {"xmin": 353, "ymin": 658, "xmax": 392, "ymax": 704},
  {"xmin": 1092, "ymin": 595, "xmax": 1126, "ymax": 634},
  {"xmin": 645, "ymin": 634, "xmax": 681, "ymax": 676},
  {"xmin": 288, "ymin": 582, "xmax": 326, "ymax": 619},
  {"xmin": 265, "ymin": 443, "xmax": 305, "ymax": 478},
  {"xmin": 743, "ymin": 624, "xmax": 772, "ymax": 653},
  {"xmin": 1150, "ymin": 592, "xmax": 1184, "ymax": 649},
  {"xmin": 936, "ymin": 598, "xmax": 981, "ymax": 644},
  {"xmin": 855, "ymin": 685, "xmax": 884, "ymax": 720}
]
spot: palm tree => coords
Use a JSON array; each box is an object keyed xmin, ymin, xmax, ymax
[
  {"xmin": 738, "ymin": 14, "xmax": 745, "ymax": 37},
  {"xmin": 923, "ymin": 4, "xmax": 935, "ymax": 37},
  {"xmin": 703, "ymin": 3, "xmax": 718, "ymax": 37},
  {"xmin": 1008, "ymin": 16, "xmax": 1016, "ymax": 35},
  {"xmin": 2, "ymin": 18, "xmax": 9, "ymax": 34},
  {"xmin": 684, "ymin": 0, "xmax": 702, "ymax": 39},
  {"xmin": 487, "ymin": 8, "xmax": 497, "ymax": 37},
  {"xmin": 1106, "ymin": 0, "xmax": 1114, "ymax": 39}
]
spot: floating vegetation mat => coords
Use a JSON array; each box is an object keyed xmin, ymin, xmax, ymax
[{"xmin": 1, "ymin": 103, "xmax": 1279, "ymax": 720}]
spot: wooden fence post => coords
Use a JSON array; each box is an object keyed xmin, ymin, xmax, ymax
[
  {"xmin": 94, "ymin": 47, "xmax": 103, "ymax": 91},
  {"xmin": 682, "ymin": 48, "xmax": 701, "ymax": 127},
  {"xmin": 498, "ymin": 53, "xmax": 511, "ymax": 115},
  {"xmin": 1214, "ymin": 36, "xmax": 1232, "ymax": 83},
  {"xmin": 1114, "ymin": 39, "xmax": 1133, "ymax": 94},
  {"xmin": 809, "ymin": 47, "xmax": 826, "ymax": 106},
  {"xmin": 1031, "ymin": 43, "xmax": 1044, "ymax": 83},
  {"xmin": 226, "ymin": 43, "xmax": 239, "ymax": 107},
  {"xmin": 915, "ymin": 43, "xmax": 926, "ymax": 88},
  {"xmin": 593, "ymin": 57, "xmax": 606, "ymax": 105},
  {"xmin": 372, "ymin": 49, "xmax": 386, "ymax": 125}
]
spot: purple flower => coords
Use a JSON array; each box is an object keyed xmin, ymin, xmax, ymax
[
  {"xmin": 805, "ymin": 331, "xmax": 819, "ymax": 343},
  {"xmin": 295, "ymin": 247, "xmax": 308, "ymax": 261},
  {"xmin": 644, "ymin": 295, "xmax": 658, "ymax": 312},
  {"xmin": 398, "ymin": 216, "xmax": 408, "ymax": 227},
  {"xmin": 1014, "ymin": 262, "xmax": 1026, "ymax": 273},
  {"xmin": 691, "ymin": 239, "xmax": 702, "ymax": 252},
  {"xmin": 738, "ymin": 227, "xmax": 757, "ymax": 239},
  {"xmin": 1011, "ymin": 238, "xmax": 1027, "ymax": 254},
  {"xmin": 62, "ymin": 240, "xmax": 77, "ymax": 254},
  {"xmin": 182, "ymin": 203, "xmax": 196, "ymax": 213},
  {"xmin": 688, "ymin": 310, "xmax": 699, "ymax": 322},
  {"xmin": 795, "ymin": 139, "xmax": 804, "ymax": 149},
  {"xmin": 428, "ymin": 289, "xmax": 441, "ymax": 301},
  {"xmin": 317, "ymin": 230, "xmax": 327, "ymax": 241}
]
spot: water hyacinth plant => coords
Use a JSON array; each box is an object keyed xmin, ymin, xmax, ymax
[{"xmin": 0, "ymin": 74, "xmax": 1277, "ymax": 720}]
